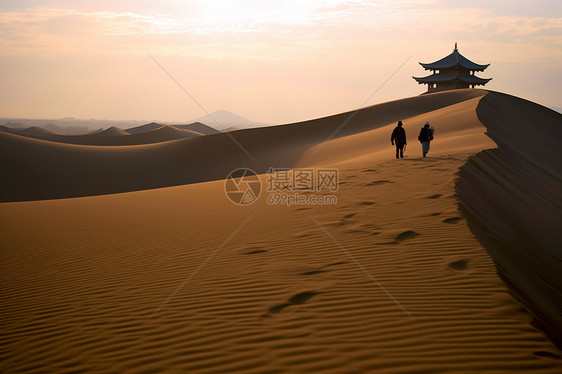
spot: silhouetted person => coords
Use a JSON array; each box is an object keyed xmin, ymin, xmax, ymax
[
  {"xmin": 418, "ymin": 122, "xmax": 434, "ymax": 157},
  {"xmin": 390, "ymin": 120, "xmax": 407, "ymax": 159}
]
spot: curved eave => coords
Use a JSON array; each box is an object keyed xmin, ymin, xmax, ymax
[
  {"xmin": 420, "ymin": 62, "xmax": 490, "ymax": 72},
  {"xmin": 413, "ymin": 74, "xmax": 492, "ymax": 85},
  {"xmin": 419, "ymin": 50, "xmax": 490, "ymax": 72}
]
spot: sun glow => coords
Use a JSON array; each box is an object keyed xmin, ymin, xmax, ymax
[{"xmin": 0, "ymin": 1, "xmax": 560, "ymax": 122}]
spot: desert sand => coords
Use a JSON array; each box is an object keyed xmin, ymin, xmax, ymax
[
  {"xmin": 0, "ymin": 123, "xmax": 207, "ymax": 147},
  {"xmin": 1, "ymin": 89, "xmax": 561, "ymax": 373}
]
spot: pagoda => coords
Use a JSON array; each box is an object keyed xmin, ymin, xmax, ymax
[{"xmin": 413, "ymin": 43, "xmax": 491, "ymax": 93}]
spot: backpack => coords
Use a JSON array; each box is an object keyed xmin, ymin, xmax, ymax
[{"xmin": 418, "ymin": 128, "xmax": 428, "ymax": 142}]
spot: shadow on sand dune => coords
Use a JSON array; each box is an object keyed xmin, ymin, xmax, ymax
[{"xmin": 456, "ymin": 91, "xmax": 562, "ymax": 347}]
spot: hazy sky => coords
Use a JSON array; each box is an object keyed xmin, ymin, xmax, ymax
[{"xmin": 0, "ymin": 0, "xmax": 560, "ymax": 124}]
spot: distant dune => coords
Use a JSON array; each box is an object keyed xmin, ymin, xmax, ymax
[
  {"xmin": 0, "ymin": 89, "xmax": 486, "ymax": 201},
  {"xmin": 91, "ymin": 125, "xmax": 130, "ymax": 136},
  {"xmin": 124, "ymin": 122, "xmax": 165, "ymax": 134},
  {"xmin": 1, "ymin": 89, "xmax": 561, "ymax": 373},
  {"xmin": 1, "ymin": 125, "xmax": 60, "ymax": 136},
  {"xmin": 124, "ymin": 121, "xmax": 219, "ymax": 135},
  {"xmin": 173, "ymin": 121, "xmax": 221, "ymax": 135},
  {"xmin": 0, "ymin": 124, "xmax": 203, "ymax": 147}
]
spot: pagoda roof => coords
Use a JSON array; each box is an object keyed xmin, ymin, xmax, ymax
[
  {"xmin": 420, "ymin": 43, "xmax": 490, "ymax": 72},
  {"xmin": 413, "ymin": 73, "xmax": 492, "ymax": 85}
]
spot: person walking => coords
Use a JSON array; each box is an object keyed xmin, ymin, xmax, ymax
[
  {"xmin": 418, "ymin": 122, "xmax": 434, "ymax": 157},
  {"xmin": 390, "ymin": 120, "xmax": 407, "ymax": 159}
]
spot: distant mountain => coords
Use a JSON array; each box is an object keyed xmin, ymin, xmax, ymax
[{"xmin": 190, "ymin": 110, "xmax": 265, "ymax": 130}]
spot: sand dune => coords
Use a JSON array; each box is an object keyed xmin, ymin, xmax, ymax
[
  {"xmin": 124, "ymin": 122, "xmax": 220, "ymax": 135},
  {"xmin": 0, "ymin": 124, "xmax": 202, "ymax": 149},
  {"xmin": 124, "ymin": 122, "xmax": 165, "ymax": 134},
  {"xmin": 1, "ymin": 89, "xmax": 561, "ymax": 373},
  {"xmin": 0, "ymin": 89, "xmax": 485, "ymax": 202},
  {"xmin": 457, "ymin": 92, "xmax": 562, "ymax": 346},
  {"xmin": 0, "ymin": 122, "xmax": 208, "ymax": 146},
  {"xmin": 298, "ymin": 96, "xmax": 496, "ymax": 167},
  {"xmin": 172, "ymin": 122, "xmax": 221, "ymax": 135},
  {"xmin": 92, "ymin": 126, "xmax": 130, "ymax": 136},
  {"xmin": 0, "ymin": 125, "xmax": 60, "ymax": 136}
]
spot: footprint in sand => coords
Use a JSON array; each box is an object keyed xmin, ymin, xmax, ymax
[
  {"xmin": 443, "ymin": 217, "xmax": 463, "ymax": 224},
  {"xmin": 266, "ymin": 291, "xmax": 319, "ymax": 315},
  {"xmin": 385, "ymin": 230, "xmax": 421, "ymax": 245},
  {"xmin": 300, "ymin": 270, "xmax": 328, "ymax": 276},
  {"xmin": 425, "ymin": 194, "xmax": 442, "ymax": 199},
  {"xmin": 300, "ymin": 261, "xmax": 348, "ymax": 276},
  {"xmin": 288, "ymin": 291, "xmax": 318, "ymax": 304},
  {"xmin": 395, "ymin": 230, "xmax": 421, "ymax": 242},
  {"xmin": 534, "ymin": 351, "xmax": 561, "ymax": 360},
  {"xmin": 358, "ymin": 201, "xmax": 375, "ymax": 206},
  {"xmin": 245, "ymin": 249, "xmax": 268, "ymax": 255},
  {"xmin": 366, "ymin": 180, "xmax": 394, "ymax": 186},
  {"xmin": 342, "ymin": 213, "xmax": 357, "ymax": 220},
  {"xmin": 429, "ymin": 212, "xmax": 442, "ymax": 216},
  {"xmin": 449, "ymin": 259, "xmax": 469, "ymax": 270},
  {"xmin": 268, "ymin": 303, "xmax": 291, "ymax": 314}
]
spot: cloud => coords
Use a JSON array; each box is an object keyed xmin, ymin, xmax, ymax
[
  {"xmin": 0, "ymin": 1, "xmax": 560, "ymax": 123},
  {"xmin": 0, "ymin": 2, "xmax": 560, "ymax": 59}
]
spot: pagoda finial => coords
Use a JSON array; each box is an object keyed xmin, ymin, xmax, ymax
[{"xmin": 454, "ymin": 42, "xmax": 458, "ymax": 52}]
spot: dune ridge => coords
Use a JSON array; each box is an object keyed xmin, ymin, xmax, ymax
[
  {"xmin": 0, "ymin": 89, "xmax": 485, "ymax": 202},
  {"xmin": 2, "ymin": 89, "xmax": 561, "ymax": 372},
  {"xmin": 0, "ymin": 124, "xmax": 203, "ymax": 147},
  {"xmin": 123, "ymin": 122, "xmax": 220, "ymax": 135},
  {"xmin": 124, "ymin": 122, "xmax": 165, "ymax": 134},
  {"xmin": 0, "ymin": 125, "xmax": 60, "ymax": 136},
  {"xmin": 456, "ymin": 91, "xmax": 562, "ymax": 346},
  {"xmin": 173, "ymin": 122, "xmax": 221, "ymax": 135},
  {"xmin": 92, "ymin": 126, "xmax": 130, "ymax": 136}
]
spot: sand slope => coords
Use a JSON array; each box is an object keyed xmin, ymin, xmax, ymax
[
  {"xmin": 0, "ymin": 89, "xmax": 485, "ymax": 202},
  {"xmin": 1, "ymin": 156, "xmax": 561, "ymax": 372},
  {"xmin": 1, "ymin": 89, "xmax": 561, "ymax": 372},
  {"xmin": 457, "ymin": 91, "xmax": 562, "ymax": 346},
  {"xmin": 298, "ymin": 96, "xmax": 496, "ymax": 167}
]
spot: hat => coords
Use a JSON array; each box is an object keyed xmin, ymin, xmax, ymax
[
  {"xmin": 424, "ymin": 122, "xmax": 430, "ymax": 127},
  {"xmin": 397, "ymin": 120, "xmax": 403, "ymax": 126}
]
